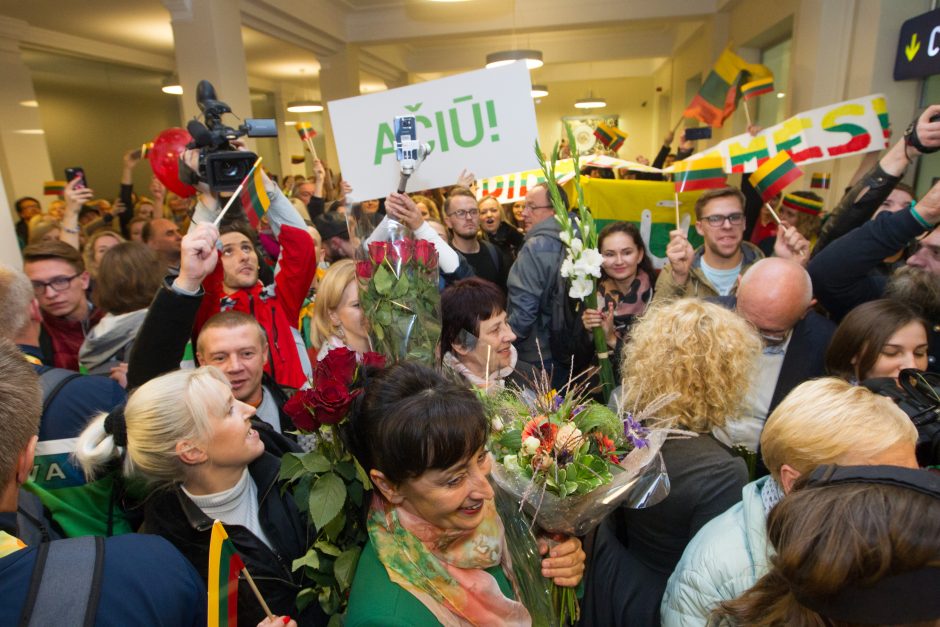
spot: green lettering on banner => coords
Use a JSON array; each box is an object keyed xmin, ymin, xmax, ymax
[{"xmin": 374, "ymin": 122, "xmax": 395, "ymax": 165}]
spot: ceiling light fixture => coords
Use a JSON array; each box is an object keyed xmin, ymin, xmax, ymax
[
  {"xmin": 486, "ymin": 49, "xmax": 543, "ymax": 70},
  {"xmin": 776, "ymin": 92, "xmax": 786, "ymax": 99},
  {"xmin": 574, "ymin": 94, "xmax": 607, "ymax": 109},
  {"xmin": 19, "ymin": 100, "xmax": 39, "ymax": 107},
  {"xmin": 161, "ymin": 75, "xmax": 183, "ymax": 95},
  {"xmin": 531, "ymin": 84, "xmax": 549, "ymax": 98},
  {"xmin": 284, "ymin": 120, "xmax": 298, "ymax": 126},
  {"xmin": 286, "ymin": 100, "xmax": 323, "ymax": 113}
]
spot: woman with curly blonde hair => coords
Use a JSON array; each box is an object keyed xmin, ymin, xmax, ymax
[{"xmin": 581, "ymin": 298, "xmax": 761, "ymax": 627}]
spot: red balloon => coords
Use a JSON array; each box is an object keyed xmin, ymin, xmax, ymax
[{"xmin": 149, "ymin": 127, "xmax": 196, "ymax": 198}]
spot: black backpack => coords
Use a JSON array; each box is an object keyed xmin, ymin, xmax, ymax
[{"xmin": 862, "ymin": 369, "xmax": 940, "ymax": 466}]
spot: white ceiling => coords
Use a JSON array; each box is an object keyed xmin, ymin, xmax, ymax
[{"xmin": 0, "ymin": 0, "xmax": 716, "ymax": 93}]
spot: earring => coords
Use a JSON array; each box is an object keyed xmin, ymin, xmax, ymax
[{"xmin": 335, "ymin": 324, "xmax": 346, "ymax": 340}]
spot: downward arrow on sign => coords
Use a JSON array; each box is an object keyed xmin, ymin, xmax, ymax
[{"xmin": 906, "ymin": 32, "xmax": 921, "ymax": 61}]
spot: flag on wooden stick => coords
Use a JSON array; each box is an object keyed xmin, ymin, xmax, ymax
[
  {"xmin": 741, "ymin": 77, "xmax": 775, "ymax": 101},
  {"xmin": 810, "ymin": 172, "xmax": 831, "ymax": 189},
  {"xmin": 749, "ymin": 151, "xmax": 802, "ymax": 201},
  {"xmin": 239, "ymin": 160, "xmax": 270, "ymax": 230},
  {"xmin": 291, "ymin": 155, "xmax": 306, "ymax": 164},
  {"xmin": 43, "ymin": 181, "xmax": 66, "ymax": 196},
  {"xmin": 673, "ymin": 154, "xmax": 728, "ymax": 192},
  {"xmin": 296, "ymin": 122, "xmax": 316, "ymax": 142}
]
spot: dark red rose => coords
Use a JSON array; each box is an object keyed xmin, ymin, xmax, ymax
[
  {"xmin": 394, "ymin": 238, "xmax": 414, "ymax": 265},
  {"xmin": 356, "ymin": 260, "xmax": 373, "ymax": 280},
  {"xmin": 317, "ymin": 346, "xmax": 358, "ymax": 384},
  {"xmin": 414, "ymin": 239, "xmax": 438, "ymax": 269},
  {"xmin": 309, "ymin": 378, "xmax": 360, "ymax": 425},
  {"xmin": 283, "ymin": 390, "xmax": 320, "ymax": 432},
  {"xmin": 361, "ymin": 352, "xmax": 387, "ymax": 368},
  {"xmin": 368, "ymin": 241, "xmax": 387, "ymax": 265}
]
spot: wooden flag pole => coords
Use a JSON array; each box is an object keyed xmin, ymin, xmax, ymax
[
  {"xmin": 241, "ymin": 566, "xmax": 275, "ymax": 620},
  {"xmin": 764, "ymin": 201, "xmax": 782, "ymax": 226},
  {"xmin": 674, "ymin": 191, "xmax": 681, "ymax": 230},
  {"xmin": 671, "ymin": 115, "xmax": 685, "ymax": 134},
  {"xmin": 742, "ymin": 100, "xmax": 753, "ymax": 127},
  {"xmin": 305, "ymin": 136, "xmax": 318, "ymax": 161},
  {"xmin": 212, "ymin": 157, "xmax": 263, "ymax": 227}
]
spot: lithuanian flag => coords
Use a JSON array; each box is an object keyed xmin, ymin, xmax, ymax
[
  {"xmin": 208, "ymin": 520, "xmax": 244, "ymax": 627},
  {"xmin": 749, "ymin": 151, "xmax": 802, "ymax": 201},
  {"xmin": 238, "ymin": 158, "xmax": 270, "ymax": 230},
  {"xmin": 296, "ymin": 121, "xmax": 316, "ymax": 142},
  {"xmin": 683, "ymin": 47, "xmax": 773, "ymax": 128},
  {"xmin": 594, "ymin": 122, "xmax": 628, "ymax": 151},
  {"xmin": 43, "ymin": 181, "xmax": 66, "ymax": 196},
  {"xmin": 810, "ymin": 172, "xmax": 831, "ymax": 189},
  {"xmin": 673, "ymin": 154, "xmax": 727, "ymax": 192},
  {"xmin": 781, "ymin": 193, "xmax": 823, "ymax": 216},
  {"xmin": 291, "ymin": 155, "xmax": 306, "ymax": 164},
  {"xmin": 741, "ymin": 77, "xmax": 775, "ymax": 101}
]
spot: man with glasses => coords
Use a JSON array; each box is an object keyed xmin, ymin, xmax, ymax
[
  {"xmin": 506, "ymin": 183, "xmax": 568, "ymax": 383},
  {"xmin": 654, "ymin": 187, "xmax": 808, "ymax": 305},
  {"xmin": 718, "ymin": 258, "xmax": 834, "ymax": 453},
  {"xmin": 443, "ymin": 187, "xmax": 507, "ymax": 289},
  {"xmin": 22, "ymin": 241, "xmax": 103, "ymax": 370}
]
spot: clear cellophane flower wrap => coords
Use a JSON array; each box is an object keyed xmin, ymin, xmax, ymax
[
  {"xmin": 348, "ymin": 209, "xmax": 441, "ymax": 367},
  {"xmin": 490, "ymin": 429, "xmax": 670, "ymax": 537}
]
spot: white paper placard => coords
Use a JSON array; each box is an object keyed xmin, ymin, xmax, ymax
[{"xmin": 327, "ymin": 62, "xmax": 539, "ymax": 201}]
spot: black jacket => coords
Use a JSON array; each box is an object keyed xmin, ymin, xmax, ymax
[
  {"xmin": 141, "ymin": 453, "xmax": 326, "ymax": 626},
  {"xmin": 768, "ymin": 311, "xmax": 837, "ymax": 413}
]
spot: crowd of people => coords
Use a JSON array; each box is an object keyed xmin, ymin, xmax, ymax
[{"xmin": 0, "ymin": 104, "xmax": 938, "ymax": 626}]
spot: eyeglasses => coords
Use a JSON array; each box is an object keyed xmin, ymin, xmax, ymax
[
  {"xmin": 448, "ymin": 208, "xmax": 479, "ymax": 220},
  {"xmin": 523, "ymin": 204, "xmax": 554, "ymax": 212},
  {"xmin": 759, "ymin": 329, "xmax": 790, "ymax": 348},
  {"xmin": 31, "ymin": 273, "xmax": 81, "ymax": 295},
  {"xmin": 701, "ymin": 212, "xmax": 745, "ymax": 227}
]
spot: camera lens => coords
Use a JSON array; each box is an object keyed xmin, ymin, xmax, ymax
[{"xmin": 219, "ymin": 160, "xmax": 244, "ymax": 179}]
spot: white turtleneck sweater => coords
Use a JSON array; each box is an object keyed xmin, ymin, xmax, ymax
[{"xmin": 182, "ymin": 468, "xmax": 273, "ymax": 549}]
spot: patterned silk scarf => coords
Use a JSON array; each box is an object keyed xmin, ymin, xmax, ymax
[{"xmin": 368, "ymin": 496, "xmax": 531, "ymax": 626}]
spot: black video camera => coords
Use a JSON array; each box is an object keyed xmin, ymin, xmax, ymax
[
  {"xmin": 862, "ymin": 369, "xmax": 940, "ymax": 467},
  {"xmin": 184, "ymin": 80, "xmax": 277, "ymax": 192}
]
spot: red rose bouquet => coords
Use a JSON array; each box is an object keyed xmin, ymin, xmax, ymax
[{"xmin": 279, "ymin": 346, "xmax": 386, "ymax": 618}]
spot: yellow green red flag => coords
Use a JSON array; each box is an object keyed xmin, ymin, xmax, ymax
[
  {"xmin": 749, "ymin": 151, "xmax": 802, "ymax": 201},
  {"xmin": 208, "ymin": 520, "xmax": 244, "ymax": 627},
  {"xmin": 238, "ymin": 158, "xmax": 269, "ymax": 230},
  {"xmin": 683, "ymin": 47, "xmax": 773, "ymax": 128}
]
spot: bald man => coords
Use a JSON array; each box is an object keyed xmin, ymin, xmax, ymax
[{"xmin": 717, "ymin": 258, "xmax": 836, "ymax": 451}]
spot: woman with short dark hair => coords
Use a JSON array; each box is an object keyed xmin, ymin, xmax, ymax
[{"xmin": 344, "ymin": 362, "xmax": 586, "ymax": 626}]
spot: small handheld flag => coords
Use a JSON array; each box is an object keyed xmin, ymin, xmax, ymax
[
  {"xmin": 683, "ymin": 46, "xmax": 773, "ymax": 128},
  {"xmin": 673, "ymin": 154, "xmax": 728, "ymax": 193},
  {"xmin": 43, "ymin": 181, "xmax": 66, "ymax": 196},
  {"xmin": 593, "ymin": 122, "xmax": 627, "ymax": 151},
  {"xmin": 239, "ymin": 162, "xmax": 271, "ymax": 231},
  {"xmin": 140, "ymin": 142, "xmax": 153, "ymax": 159},
  {"xmin": 741, "ymin": 77, "xmax": 775, "ymax": 101},
  {"xmin": 810, "ymin": 172, "xmax": 831, "ymax": 189},
  {"xmin": 212, "ymin": 157, "xmax": 264, "ymax": 228},
  {"xmin": 781, "ymin": 193, "xmax": 823, "ymax": 216},
  {"xmin": 208, "ymin": 520, "xmax": 245, "ymax": 627},
  {"xmin": 295, "ymin": 121, "xmax": 316, "ymax": 142},
  {"xmin": 749, "ymin": 151, "xmax": 802, "ymax": 201},
  {"xmin": 290, "ymin": 155, "xmax": 306, "ymax": 164}
]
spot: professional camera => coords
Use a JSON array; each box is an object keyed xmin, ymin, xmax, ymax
[
  {"xmin": 863, "ymin": 369, "xmax": 940, "ymax": 466},
  {"xmin": 184, "ymin": 80, "xmax": 277, "ymax": 192}
]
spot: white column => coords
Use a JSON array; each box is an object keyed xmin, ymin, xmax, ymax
[
  {"xmin": 319, "ymin": 46, "xmax": 361, "ymax": 175},
  {"xmin": 0, "ymin": 16, "xmax": 54, "ymax": 221}
]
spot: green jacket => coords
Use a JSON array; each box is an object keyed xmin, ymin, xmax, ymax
[
  {"xmin": 652, "ymin": 241, "xmax": 764, "ymax": 304},
  {"xmin": 345, "ymin": 539, "xmax": 514, "ymax": 627}
]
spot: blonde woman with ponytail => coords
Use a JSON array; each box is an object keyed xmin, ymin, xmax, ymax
[{"xmin": 76, "ymin": 367, "xmax": 325, "ymax": 627}]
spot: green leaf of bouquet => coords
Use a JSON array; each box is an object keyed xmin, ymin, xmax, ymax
[
  {"xmin": 301, "ymin": 451, "xmax": 332, "ymax": 473},
  {"xmin": 334, "ymin": 547, "xmax": 361, "ymax": 591},
  {"xmin": 334, "ymin": 461, "xmax": 356, "ymax": 480},
  {"xmin": 348, "ymin": 479, "xmax": 364, "ymax": 507},
  {"xmin": 322, "ymin": 509, "xmax": 345, "ymax": 539},
  {"xmin": 296, "ymin": 587, "xmax": 316, "ymax": 611},
  {"xmin": 292, "ymin": 548, "xmax": 320, "ymax": 573},
  {"xmin": 576, "ymin": 404, "xmax": 623, "ymax": 441},
  {"xmin": 309, "ymin": 473, "xmax": 347, "ymax": 529},
  {"xmin": 327, "ymin": 615, "xmax": 344, "ymax": 627},
  {"xmin": 279, "ymin": 453, "xmax": 305, "ymax": 482},
  {"xmin": 564, "ymin": 480, "xmax": 579, "ymax": 494},
  {"xmin": 374, "ymin": 265, "xmax": 394, "ymax": 295},
  {"xmin": 392, "ymin": 272, "xmax": 411, "ymax": 298},
  {"xmin": 315, "ymin": 539, "xmax": 342, "ymax": 557}
]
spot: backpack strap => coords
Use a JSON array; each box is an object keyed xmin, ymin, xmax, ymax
[
  {"xmin": 38, "ymin": 368, "xmax": 82, "ymax": 415},
  {"xmin": 19, "ymin": 536, "xmax": 104, "ymax": 627}
]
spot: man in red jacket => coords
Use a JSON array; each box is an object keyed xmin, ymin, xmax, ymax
[{"xmin": 192, "ymin": 171, "xmax": 316, "ymax": 390}]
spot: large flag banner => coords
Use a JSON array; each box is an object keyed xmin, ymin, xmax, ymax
[
  {"xmin": 208, "ymin": 520, "xmax": 244, "ymax": 627},
  {"xmin": 670, "ymin": 94, "xmax": 890, "ymax": 175},
  {"xmin": 475, "ymin": 159, "xmax": 577, "ymax": 204},
  {"xmin": 683, "ymin": 47, "xmax": 773, "ymax": 128},
  {"xmin": 328, "ymin": 62, "xmax": 539, "ymax": 201},
  {"xmin": 561, "ymin": 179, "xmax": 706, "ymax": 269}
]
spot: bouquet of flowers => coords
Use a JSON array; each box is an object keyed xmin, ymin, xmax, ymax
[
  {"xmin": 485, "ymin": 372, "xmax": 675, "ymax": 625},
  {"xmin": 280, "ymin": 346, "xmax": 385, "ymax": 621},
  {"xmin": 535, "ymin": 128, "xmax": 615, "ymax": 401}
]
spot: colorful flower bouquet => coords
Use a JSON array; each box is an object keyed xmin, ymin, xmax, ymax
[
  {"xmin": 351, "ymin": 212, "xmax": 441, "ymax": 367},
  {"xmin": 280, "ymin": 346, "xmax": 385, "ymax": 620},
  {"xmin": 485, "ymin": 373, "xmax": 675, "ymax": 625}
]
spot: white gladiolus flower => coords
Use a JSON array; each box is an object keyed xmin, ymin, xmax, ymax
[
  {"xmin": 522, "ymin": 436, "xmax": 541, "ymax": 455},
  {"xmin": 570, "ymin": 238, "xmax": 584, "ymax": 256},
  {"xmin": 491, "ymin": 416, "xmax": 504, "ymax": 432},
  {"xmin": 560, "ymin": 257, "xmax": 575, "ymax": 278},
  {"xmin": 575, "ymin": 248, "xmax": 604, "ymax": 278},
  {"xmin": 559, "ymin": 231, "xmax": 571, "ymax": 245},
  {"xmin": 569, "ymin": 276, "xmax": 594, "ymax": 300},
  {"xmin": 554, "ymin": 423, "xmax": 583, "ymax": 453}
]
